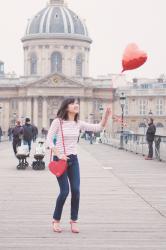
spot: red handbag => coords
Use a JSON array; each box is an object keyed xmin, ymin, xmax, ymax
[{"xmin": 48, "ymin": 119, "xmax": 68, "ymax": 177}]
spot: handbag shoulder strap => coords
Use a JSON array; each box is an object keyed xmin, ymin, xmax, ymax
[
  {"xmin": 59, "ymin": 118, "xmax": 66, "ymax": 155},
  {"xmin": 50, "ymin": 118, "xmax": 66, "ymax": 162}
]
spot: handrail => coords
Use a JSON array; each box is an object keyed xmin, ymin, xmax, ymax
[{"xmin": 101, "ymin": 133, "xmax": 166, "ymax": 162}]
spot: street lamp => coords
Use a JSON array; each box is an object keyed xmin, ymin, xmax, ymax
[
  {"xmin": 99, "ymin": 104, "xmax": 104, "ymax": 119},
  {"xmin": 119, "ymin": 92, "xmax": 126, "ymax": 149}
]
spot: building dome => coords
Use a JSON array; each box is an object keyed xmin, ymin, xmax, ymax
[
  {"xmin": 23, "ymin": 0, "xmax": 91, "ymax": 43},
  {"xmin": 22, "ymin": 0, "xmax": 91, "ymax": 78}
]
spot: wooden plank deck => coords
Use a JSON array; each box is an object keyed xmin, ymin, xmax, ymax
[{"xmin": 0, "ymin": 140, "xmax": 166, "ymax": 250}]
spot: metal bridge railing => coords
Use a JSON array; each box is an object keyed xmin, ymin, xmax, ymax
[{"xmin": 101, "ymin": 133, "xmax": 166, "ymax": 162}]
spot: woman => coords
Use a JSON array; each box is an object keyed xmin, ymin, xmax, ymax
[{"xmin": 47, "ymin": 97, "xmax": 111, "ymax": 233}]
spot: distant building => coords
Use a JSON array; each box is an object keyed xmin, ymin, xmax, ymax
[
  {"xmin": 0, "ymin": 0, "xmax": 165, "ymax": 137},
  {"xmin": 112, "ymin": 78, "xmax": 166, "ymax": 136},
  {"xmin": 0, "ymin": 0, "xmax": 118, "ymax": 133}
]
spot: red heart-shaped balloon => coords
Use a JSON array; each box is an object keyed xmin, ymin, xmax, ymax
[{"xmin": 122, "ymin": 43, "xmax": 147, "ymax": 72}]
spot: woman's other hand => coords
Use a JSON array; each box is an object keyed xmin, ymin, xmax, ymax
[{"xmin": 59, "ymin": 154, "xmax": 70, "ymax": 161}]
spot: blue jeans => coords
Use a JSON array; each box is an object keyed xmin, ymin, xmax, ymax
[
  {"xmin": 23, "ymin": 140, "xmax": 32, "ymax": 152},
  {"xmin": 53, "ymin": 154, "xmax": 80, "ymax": 221}
]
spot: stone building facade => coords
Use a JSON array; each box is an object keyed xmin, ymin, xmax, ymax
[
  {"xmin": 112, "ymin": 79, "xmax": 166, "ymax": 136},
  {"xmin": 0, "ymin": 0, "xmax": 114, "ymax": 134},
  {"xmin": 1, "ymin": 0, "xmax": 165, "ymax": 137}
]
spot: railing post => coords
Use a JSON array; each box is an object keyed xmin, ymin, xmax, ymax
[
  {"xmin": 119, "ymin": 106, "xmax": 124, "ymax": 150},
  {"xmin": 141, "ymin": 135, "xmax": 144, "ymax": 155},
  {"xmin": 155, "ymin": 136, "xmax": 161, "ymax": 161}
]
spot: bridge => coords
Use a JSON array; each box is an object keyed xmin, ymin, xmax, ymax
[{"xmin": 0, "ymin": 140, "xmax": 166, "ymax": 249}]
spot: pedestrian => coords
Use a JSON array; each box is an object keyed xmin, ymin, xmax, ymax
[
  {"xmin": 23, "ymin": 118, "xmax": 34, "ymax": 152},
  {"xmin": 41, "ymin": 128, "xmax": 47, "ymax": 139},
  {"xmin": 125, "ymin": 134, "xmax": 128, "ymax": 144},
  {"xmin": 53, "ymin": 134, "xmax": 57, "ymax": 146},
  {"xmin": 99, "ymin": 129, "xmax": 105, "ymax": 143},
  {"xmin": 47, "ymin": 97, "xmax": 111, "ymax": 233},
  {"xmin": 84, "ymin": 131, "xmax": 89, "ymax": 140},
  {"xmin": 89, "ymin": 131, "xmax": 94, "ymax": 144},
  {"xmin": 77, "ymin": 130, "xmax": 81, "ymax": 143},
  {"xmin": 12, "ymin": 121, "xmax": 23, "ymax": 155},
  {"xmin": 145, "ymin": 118, "xmax": 156, "ymax": 160},
  {"xmin": 41, "ymin": 128, "xmax": 45, "ymax": 138},
  {"xmin": 44, "ymin": 129, "xmax": 48, "ymax": 139},
  {"xmin": 0, "ymin": 126, "xmax": 2, "ymax": 142},
  {"xmin": 8, "ymin": 127, "xmax": 13, "ymax": 141},
  {"xmin": 32, "ymin": 125, "xmax": 38, "ymax": 142}
]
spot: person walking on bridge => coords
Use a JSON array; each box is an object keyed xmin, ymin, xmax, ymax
[
  {"xmin": 145, "ymin": 118, "xmax": 156, "ymax": 160},
  {"xmin": 12, "ymin": 121, "xmax": 23, "ymax": 155},
  {"xmin": 23, "ymin": 118, "xmax": 34, "ymax": 152},
  {"xmin": 47, "ymin": 97, "xmax": 111, "ymax": 234},
  {"xmin": 0, "ymin": 126, "xmax": 2, "ymax": 142}
]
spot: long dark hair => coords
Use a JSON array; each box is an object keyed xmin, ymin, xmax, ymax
[{"xmin": 57, "ymin": 97, "xmax": 79, "ymax": 122}]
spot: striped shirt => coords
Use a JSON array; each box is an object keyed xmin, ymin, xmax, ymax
[{"xmin": 47, "ymin": 118, "xmax": 103, "ymax": 156}]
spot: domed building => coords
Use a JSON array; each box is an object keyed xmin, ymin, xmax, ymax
[
  {"xmin": 0, "ymin": 0, "xmax": 113, "ymax": 134},
  {"xmin": 1, "ymin": 0, "xmax": 164, "ymax": 138},
  {"xmin": 22, "ymin": 0, "xmax": 92, "ymax": 78}
]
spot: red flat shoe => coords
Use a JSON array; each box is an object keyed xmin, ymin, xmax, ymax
[
  {"xmin": 52, "ymin": 220, "xmax": 62, "ymax": 233},
  {"xmin": 70, "ymin": 221, "xmax": 79, "ymax": 233}
]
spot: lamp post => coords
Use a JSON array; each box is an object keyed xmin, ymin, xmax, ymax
[
  {"xmin": 119, "ymin": 92, "xmax": 126, "ymax": 149},
  {"xmin": 99, "ymin": 104, "xmax": 104, "ymax": 120}
]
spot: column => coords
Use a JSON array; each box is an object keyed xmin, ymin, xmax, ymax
[
  {"xmin": 42, "ymin": 97, "xmax": 48, "ymax": 129},
  {"xmin": 79, "ymin": 98, "xmax": 85, "ymax": 120},
  {"xmin": 33, "ymin": 98, "xmax": 38, "ymax": 126},
  {"xmin": 26, "ymin": 98, "xmax": 32, "ymax": 120},
  {"xmin": 86, "ymin": 50, "xmax": 90, "ymax": 77},
  {"xmin": 4, "ymin": 100, "xmax": 10, "ymax": 134},
  {"xmin": 87, "ymin": 100, "xmax": 94, "ymax": 122},
  {"xmin": 18, "ymin": 98, "xmax": 23, "ymax": 119}
]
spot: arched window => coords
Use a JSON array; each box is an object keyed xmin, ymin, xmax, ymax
[
  {"xmin": 30, "ymin": 53, "xmax": 37, "ymax": 75},
  {"xmin": 51, "ymin": 52, "xmax": 62, "ymax": 73},
  {"xmin": 76, "ymin": 54, "xmax": 83, "ymax": 77},
  {"xmin": 156, "ymin": 123, "xmax": 164, "ymax": 128}
]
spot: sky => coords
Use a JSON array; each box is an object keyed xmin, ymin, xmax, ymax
[{"xmin": 0, "ymin": 0, "xmax": 166, "ymax": 80}]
